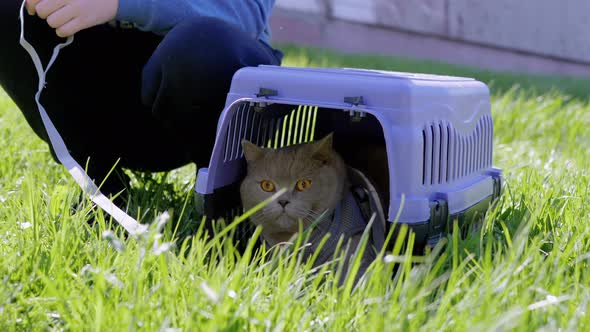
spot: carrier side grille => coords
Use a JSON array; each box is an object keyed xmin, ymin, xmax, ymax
[
  {"xmin": 422, "ymin": 115, "xmax": 493, "ymax": 185},
  {"xmin": 223, "ymin": 104, "xmax": 319, "ymax": 162}
]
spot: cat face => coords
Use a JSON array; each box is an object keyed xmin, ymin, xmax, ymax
[{"xmin": 240, "ymin": 134, "xmax": 347, "ymax": 246}]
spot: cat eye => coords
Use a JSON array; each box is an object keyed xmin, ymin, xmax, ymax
[
  {"xmin": 260, "ymin": 180, "xmax": 276, "ymax": 192},
  {"xmin": 295, "ymin": 179, "xmax": 312, "ymax": 192}
]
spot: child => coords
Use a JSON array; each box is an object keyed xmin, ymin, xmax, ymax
[{"xmin": 0, "ymin": 0, "xmax": 282, "ymax": 203}]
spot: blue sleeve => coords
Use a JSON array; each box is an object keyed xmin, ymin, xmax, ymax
[{"xmin": 116, "ymin": 0, "xmax": 275, "ymax": 43}]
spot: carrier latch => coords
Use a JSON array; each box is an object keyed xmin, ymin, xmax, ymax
[
  {"xmin": 252, "ymin": 88, "xmax": 279, "ymax": 112},
  {"xmin": 492, "ymin": 175, "xmax": 502, "ymax": 200},
  {"xmin": 256, "ymin": 87, "xmax": 278, "ymax": 98},
  {"xmin": 344, "ymin": 96, "xmax": 364, "ymax": 106},
  {"xmin": 344, "ymin": 96, "xmax": 367, "ymax": 122},
  {"xmin": 427, "ymin": 199, "xmax": 449, "ymax": 247}
]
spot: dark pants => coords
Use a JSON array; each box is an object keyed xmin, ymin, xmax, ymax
[{"xmin": 0, "ymin": 1, "xmax": 282, "ymax": 196}]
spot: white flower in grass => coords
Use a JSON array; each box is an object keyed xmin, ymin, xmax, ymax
[
  {"xmin": 155, "ymin": 211, "xmax": 171, "ymax": 232},
  {"xmin": 102, "ymin": 230, "xmax": 125, "ymax": 252},
  {"xmin": 200, "ymin": 282, "xmax": 219, "ymax": 303},
  {"xmin": 152, "ymin": 233, "xmax": 174, "ymax": 255},
  {"xmin": 47, "ymin": 312, "xmax": 61, "ymax": 319},
  {"xmin": 79, "ymin": 264, "xmax": 100, "ymax": 276},
  {"xmin": 103, "ymin": 271, "xmax": 125, "ymax": 289},
  {"xmin": 384, "ymin": 254, "xmax": 407, "ymax": 264},
  {"xmin": 309, "ymin": 316, "xmax": 330, "ymax": 327},
  {"xmin": 79, "ymin": 264, "xmax": 124, "ymax": 289},
  {"xmin": 18, "ymin": 221, "xmax": 32, "ymax": 230},
  {"xmin": 159, "ymin": 316, "xmax": 181, "ymax": 332}
]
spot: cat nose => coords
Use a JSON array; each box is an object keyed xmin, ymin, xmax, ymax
[{"xmin": 278, "ymin": 200, "xmax": 290, "ymax": 208}]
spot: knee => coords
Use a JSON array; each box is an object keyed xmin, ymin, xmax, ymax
[
  {"xmin": 142, "ymin": 16, "xmax": 276, "ymax": 106},
  {"xmin": 179, "ymin": 16, "xmax": 252, "ymax": 44},
  {"xmin": 155, "ymin": 16, "xmax": 278, "ymax": 76},
  {"xmin": 170, "ymin": 16, "xmax": 257, "ymax": 64}
]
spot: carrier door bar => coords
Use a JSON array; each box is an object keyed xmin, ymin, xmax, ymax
[{"xmin": 202, "ymin": 97, "xmax": 391, "ymax": 194}]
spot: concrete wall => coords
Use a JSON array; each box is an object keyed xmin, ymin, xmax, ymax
[{"xmin": 271, "ymin": 0, "xmax": 590, "ymax": 76}]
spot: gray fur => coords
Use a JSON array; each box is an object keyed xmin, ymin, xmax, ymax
[{"xmin": 240, "ymin": 133, "xmax": 347, "ymax": 246}]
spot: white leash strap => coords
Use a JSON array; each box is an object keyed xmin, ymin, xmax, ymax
[{"xmin": 18, "ymin": 1, "xmax": 147, "ymax": 235}]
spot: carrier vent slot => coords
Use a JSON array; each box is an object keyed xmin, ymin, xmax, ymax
[
  {"xmin": 422, "ymin": 130, "xmax": 426, "ymax": 185},
  {"xmin": 441, "ymin": 123, "xmax": 448, "ymax": 183},
  {"xmin": 459, "ymin": 136, "xmax": 465, "ymax": 178},
  {"xmin": 222, "ymin": 104, "xmax": 320, "ymax": 162},
  {"xmin": 476, "ymin": 124, "xmax": 483, "ymax": 171},
  {"xmin": 422, "ymin": 115, "xmax": 493, "ymax": 185},
  {"xmin": 431, "ymin": 124, "xmax": 440, "ymax": 185},
  {"xmin": 422, "ymin": 126, "xmax": 433, "ymax": 185},
  {"xmin": 485, "ymin": 122, "xmax": 490, "ymax": 166},
  {"xmin": 467, "ymin": 135, "xmax": 472, "ymax": 176},
  {"xmin": 449, "ymin": 126, "xmax": 456, "ymax": 181},
  {"xmin": 422, "ymin": 122, "xmax": 451, "ymax": 185},
  {"xmin": 485, "ymin": 114, "xmax": 494, "ymax": 167},
  {"xmin": 468, "ymin": 135, "xmax": 473, "ymax": 174}
]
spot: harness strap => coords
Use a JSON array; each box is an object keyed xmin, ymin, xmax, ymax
[
  {"xmin": 347, "ymin": 168, "xmax": 386, "ymax": 249},
  {"xmin": 307, "ymin": 188, "xmax": 381, "ymax": 265},
  {"xmin": 18, "ymin": 1, "xmax": 146, "ymax": 235}
]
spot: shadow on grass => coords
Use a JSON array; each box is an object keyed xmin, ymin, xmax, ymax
[{"xmin": 125, "ymin": 171, "xmax": 203, "ymax": 242}]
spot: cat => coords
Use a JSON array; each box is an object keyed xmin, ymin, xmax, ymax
[{"xmin": 240, "ymin": 133, "xmax": 381, "ymax": 280}]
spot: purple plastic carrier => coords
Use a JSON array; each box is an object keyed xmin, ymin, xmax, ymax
[{"xmin": 194, "ymin": 65, "xmax": 502, "ymax": 247}]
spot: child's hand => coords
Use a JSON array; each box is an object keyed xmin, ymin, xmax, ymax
[{"xmin": 25, "ymin": 0, "xmax": 118, "ymax": 37}]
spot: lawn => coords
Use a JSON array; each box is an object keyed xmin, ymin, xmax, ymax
[{"xmin": 2, "ymin": 45, "xmax": 590, "ymax": 331}]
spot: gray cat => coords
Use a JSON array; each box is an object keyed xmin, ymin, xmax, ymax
[{"xmin": 240, "ymin": 133, "xmax": 383, "ymax": 281}]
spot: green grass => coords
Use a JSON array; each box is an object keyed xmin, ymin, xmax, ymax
[{"xmin": 2, "ymin": 45, "xmax": 590, "ymax": 330}]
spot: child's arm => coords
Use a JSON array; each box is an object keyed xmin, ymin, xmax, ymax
[
  {"xmin": 25, "ymin": 0, "xmax": 275, "ymax": 42},
  {"xmin": 116, "ymin": 0, "xmax": 274, "ymax": 40}
]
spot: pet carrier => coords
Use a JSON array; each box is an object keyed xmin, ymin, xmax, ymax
[{"xmin": 194, "ymin": 65, "xmax": 502, "ymax": 248}]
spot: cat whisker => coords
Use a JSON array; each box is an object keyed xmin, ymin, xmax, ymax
[
  {"xmin": 300, "ymin": 214, "xmax": 331, "ymax": 231},
  {"xmin": 293, "ymin": 209, "xmax": 329, "ymax": 227},
  {"xmin": 291, "ymin": 206, "xmax": 322, "ymax": 219},
  {"xmin": 250, "ymin": 210, "xmax": 272, "ymax": 222},
  {"xmin": 303, "ymin": 209, "xmax": 329, "ymax": 223}
]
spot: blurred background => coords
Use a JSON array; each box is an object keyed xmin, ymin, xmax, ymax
[{"xmin": 271, "ymin": 0, "xmax": 590, "ymax": 77}]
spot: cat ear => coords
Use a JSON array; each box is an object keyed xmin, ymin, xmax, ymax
[
  {"xmin": 310, "ymin": 133, "xmax": 334, "ymax": 164},
  {"xmin": 242, "ymin": 139, "xmax": 264, "ymax": 162}
]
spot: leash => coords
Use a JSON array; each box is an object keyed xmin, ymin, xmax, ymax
[{"xmin": 18, "ymin": 1, "xmax": 147, "ymax": 235}]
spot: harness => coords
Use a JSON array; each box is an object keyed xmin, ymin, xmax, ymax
[{"xmin": 306, "ymin": 167, "xmax": 387, "ymax": 267}]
